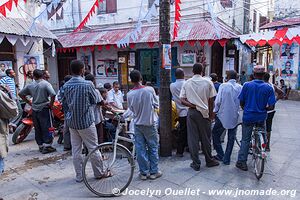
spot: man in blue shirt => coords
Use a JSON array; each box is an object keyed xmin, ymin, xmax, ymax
[
  {"xmin": 236, "ymin": 65, "xmax": 276, "ymax": 171},
  {"xmin": 212, "ymin": 70, "xmax": 242, "ymax": 165}
]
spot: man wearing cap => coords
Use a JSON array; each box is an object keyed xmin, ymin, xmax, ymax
[{"xmin": 236, "ymin": 65, "xmax": 276, "ymax": 171}]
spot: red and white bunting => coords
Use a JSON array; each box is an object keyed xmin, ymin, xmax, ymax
[
  {"xmin": 73, "ymin": 0, "xmax": 103, "ymax": 32},
  {"xmin": 173, "ymin": 0, "xmax": 181, "ymax": 40}
]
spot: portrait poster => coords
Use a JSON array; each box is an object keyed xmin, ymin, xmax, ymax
[
  {"xmin": 280, "ymin": 43, "xmax": 299, "ymax": 89},
  {"xmin": 0, "ymin": 61, "xmax": 13, "ymax": 70},
  {"xmin": 162, "ymin": 44, "xmax": 171, "ymax": 69},
  {"xmin": 81, "ymin": 54, "xmax": 92, "ymax": 72},
  {"xmin": 105, "ymin": 60, "xmax": 118, "ymax": 77},
  {"xmin": 23, "ymin": 55, "xmax": 40, "ymax": 75}
]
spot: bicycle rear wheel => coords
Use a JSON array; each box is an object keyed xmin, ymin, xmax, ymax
[
  {"xmin": 253, "ymin": 134, "xmax": 265, "ymax": 180},
  {"xmin": 83, "ymin": 143, "xmax": 134, "ymax": 197}
]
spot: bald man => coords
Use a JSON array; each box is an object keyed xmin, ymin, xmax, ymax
[{"xmin": 170, "ymin": 68, "xmax": 188, "ymax": 157}]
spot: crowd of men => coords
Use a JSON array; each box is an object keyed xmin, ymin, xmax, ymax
[{"xmin": 0, "ymin": 60, "xmax": 284, "ymax": 183}]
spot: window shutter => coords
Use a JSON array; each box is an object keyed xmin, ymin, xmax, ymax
[{"xmin": 106, "ymin": 0, "xmax": 117, "ymax": 13}]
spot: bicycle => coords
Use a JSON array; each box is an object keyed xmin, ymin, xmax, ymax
[
  {"xmin": 251, "ymin": 126, "xmax": 267, "ymax": 180},
  {"xmin": 235, "ymin": 123, "xmax": 267, "ymax": 180},
  {"xmin": 82, "ymin": 113, "xmax": 135, "ymax": 197}
]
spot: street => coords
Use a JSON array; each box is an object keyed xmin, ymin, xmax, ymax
[{"xmin": 0, "ymin": 100, "xmax": 300, "ymax": 200}]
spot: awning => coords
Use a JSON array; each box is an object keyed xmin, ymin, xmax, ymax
[
  {"xmin": 239, "ymin": 27, "xmax": 300, "ymax": 47},
  {"xmin": 260, "ymin": 17, "xmax": 300, "ymax": 30},
  {"xmin": 58, "ymin": 19, "xmax": 238, "ymax": 49},
  {"xmin": 0, "ymin": 17, "xmax": 57, "ymax": 46}
]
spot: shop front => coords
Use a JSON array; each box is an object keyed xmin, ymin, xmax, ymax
[
  {"xmin": 0, "ymin": 17, "xmax": 57, "ymax": 89},
  {"xmin": 58, "ymin": 19, "xmax": 239, "ymax": 91}
]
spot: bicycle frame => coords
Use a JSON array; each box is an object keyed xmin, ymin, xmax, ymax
[
  {"xmin": 252, "ymin": 127, "xmax": 267, "ymax": 159},
  {"xmin": 109, "ymin": 117, "xmax": 135, "ymax": 169}
]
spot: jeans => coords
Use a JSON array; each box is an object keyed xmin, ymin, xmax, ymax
[
  {"xmin": 177, "ymin": 117, "xmax": 187, "ymax": 154},
  {"xmin": 237, "ymin": 121, "xmax": 265, "ymax": 163},
  {"xmin": 32, "ymin": 107, "xmax": 53, "ymax": 146},
  {"xmin": 134, "ymin": 124, "xmax": 159, "ymax": 175},
  {"xmin": 0, "ymin": 157, "xmax": 4, "ymax": 174},
  {"xmin": 212, "ymin": 117, "xmax": 237, "ymax": 164}
]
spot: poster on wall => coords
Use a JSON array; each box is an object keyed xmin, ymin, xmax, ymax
[
  {"xmin": 225, "ymin": 57, "xmax": 235, "ymax": 71},
  {"xmin": 23, "ymin": 55, "xmax": 40, "ymax": 75},
  {"xmin": 280, "ymin": 43, "xmax": 299, "ymax": 89},
  {"xmin": 128, "ymin": 52, "xmax": 136, "ymax": 67},
  {"xmin": 81, "ymin": 55, "xmax": 92, "ymax": 72},
  {"xmin": 96, "ymin": 60, "xmax": 106, "ymax": 77},
  {"xmin": 106, "ymin": 61, "xmax": 118, "ymax": 77},
  {"xmin": 0, "ymin": 61, "xmax": 13, "ymax": 71},
  {"xmin": 163, "ymin": 44, "xmax": 172, "ymax": 69}
]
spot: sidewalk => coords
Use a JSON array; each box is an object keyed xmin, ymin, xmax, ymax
[{"xmin": 1, "ymin": 100, "xmax": 300, "ymax": 200}]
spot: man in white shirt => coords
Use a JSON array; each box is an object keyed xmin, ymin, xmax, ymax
[
  {"xmin": 107, "ymin": 81, "xmax": 124, "ymax": 110},
  {"xmin": 212, "ymin": 70, "xmax": 242, "ymax": 165},
  {"xmin": 180, "ymin": 63, "xmax": 219, "ymax": 171},
  {"xmin": 170, "ymin": 68, "xmax": 188, "ymax": 157}
]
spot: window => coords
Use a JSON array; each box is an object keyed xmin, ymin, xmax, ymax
[
  {"xmin": 47, "ymin": 3, "xmax": 64, "ymax": 20},
  {"xmin": 98, "ymin": 0, "xmax": 117, "ymax": 14}
]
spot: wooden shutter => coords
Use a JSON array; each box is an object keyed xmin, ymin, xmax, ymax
[{"xmin": 106, "ymin": 0, "xmax": 117, "ymax": 13}]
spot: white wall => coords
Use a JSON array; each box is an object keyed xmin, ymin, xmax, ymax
[{"xmin": 47, "ymin": 0, "xmax": 256, "ymax": 35}]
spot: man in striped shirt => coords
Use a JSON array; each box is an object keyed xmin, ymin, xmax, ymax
[
  {"xmin": 0, "ymin": 69, "xmax": 17, "ymax": 100},
  {"xmin": 60, "ymin": 60, "xmax": 105, "ymax": 182}
]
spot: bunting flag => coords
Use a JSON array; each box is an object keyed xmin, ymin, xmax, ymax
[
  {"xmin": 29, "ymin": 0, "xmax": 61, "ymax": 35},
  {"xmin": 0, "ymin": 0, "xmax": 25, "ymax": 17},
  {"xmin": 73, "ymin": 0, "xmax": 103, "ymax": 33},
  {"xmin": 173, "ymin": 0, "xmax": 181, "ymax": 40},
  {"xmin": 117, "ymin": 0, "xmax": 159, "ymax": 48}
]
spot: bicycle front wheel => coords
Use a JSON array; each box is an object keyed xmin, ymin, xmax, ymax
[
  {"xmin": 83, "ymin": 143, "xmax": 135, "ymax": 197},
  {"xmin": 253, "ymin": 134, "xmax": 265, "ymax": 180}
]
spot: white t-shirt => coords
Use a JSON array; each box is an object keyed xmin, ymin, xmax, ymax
[{"xmin": 107, "ymin": 89, "xmax": 124, "ymax": 109}]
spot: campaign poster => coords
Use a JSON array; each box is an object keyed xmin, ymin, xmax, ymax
[
  {"xmin": 163, "ymin": 44, "xmax": 171, "ymax": 69},
  {"xmin": 23, "ymin": 55, "xmax": 40, "ymax": 75},
  {"xmin": 81, "ymin": 55, "xmax": 92, "ymax": 73},
  {"xmin": 0, "ymin": 61, "xmax": 13, "ymax": 70},
  {"xmin": 280, "ymin": 43, "xmax": 299, "ymax": 89}
]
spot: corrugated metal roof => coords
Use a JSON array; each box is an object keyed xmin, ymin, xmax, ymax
[
  {"xmin": 0, "ymin": 17, "xmax": 57, "ymax": 39},
  {"xmin": 58, "ymin": 19, "xmax": 238, "ymax": 48},
  {"xmin": 260, "ymin": 17, "xmax": 300, "ymax": 30}
]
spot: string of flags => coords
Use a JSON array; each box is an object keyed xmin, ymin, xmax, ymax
[
  {"xmin": 173, "ymin": 0, "xmax": 181, "ymax": 40},
  {"xmin": 117, "ymin": 0, "xmax": 159, "ymax": 48},
  {"xmin": 28, "ymin": 0, "xmax": 62, "ymax": 35},
  {"xmin": 0, "ymin": 0, "xmax": 24, "ymax": 17},
  {"xmin": 73, "ymin": 0, "xmax": 103, "ymax": 32}
]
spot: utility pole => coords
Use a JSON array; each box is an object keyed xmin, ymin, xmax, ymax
[{"xmin": 159, "ymin": 0, "xmax": 172, "ymax": 157}]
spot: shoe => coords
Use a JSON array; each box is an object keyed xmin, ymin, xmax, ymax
[
  {"xmin": 39, "ymin": 146, "xmax": 43, "ymax": 152},
  {"xmin": 64, "ymin": 147, "xmax": 71, "ymax": 151},
  {"xmin": 149, "ymin": 171, "xmax": 163, "ymax": 180},
  {"xmin": 190, "ymin": 162, "xmax": 200, "ymax": 171},
  {"xmin": 223, "ymin": 162, "xmax": 230, "ymax": 165},
  {"xmin": 42, "ymin": 146, "xmax": 56, "ymax": 154},
  {"xmin": 206, "ymin": 159, "xmax": 220, "ymax": 168},
  {"xmin": 213, "ymin": 155, "xmax": 223, "ymax": 161},
  {"xmin": 236, "ymin": 162, "xmax": 248, "ymax": 171},
  {"xmin": 139, "ymin": 173, "xmax": 148, "ymax": 180},
  {"xmin": 75, "ymin": 177, "xmax": 83, "ymax": 183},
  {"xmin": 176, "ymin": 153, "xmax": 184, "ymax": 157}
]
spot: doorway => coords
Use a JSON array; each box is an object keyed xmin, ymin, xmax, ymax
[
  {"xmin": 137, "ymin": 49, "xmax": 159, "ymax": 86},
  {"xmin": 211, "ymin": 42, "xmax": 224, "ymax": 81}
]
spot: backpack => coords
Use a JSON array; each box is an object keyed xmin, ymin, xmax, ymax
[{"xmin": 0, "ymin": 88, "xmax": 18, "ymax": 119}]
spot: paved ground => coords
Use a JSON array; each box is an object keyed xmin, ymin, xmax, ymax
[{"xmin": 1, "ymin": 100, "xmax": 300, "ymax": 200}]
